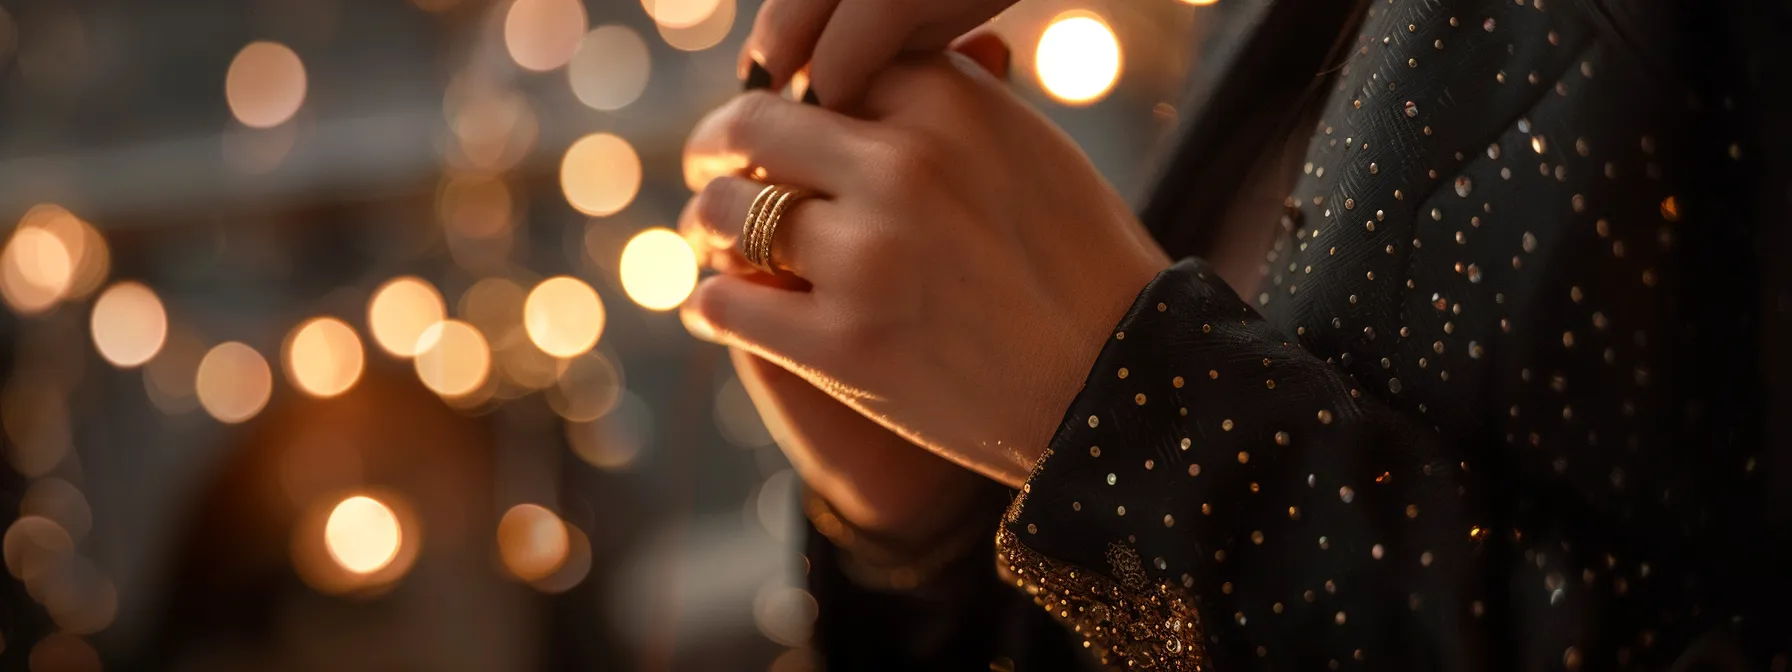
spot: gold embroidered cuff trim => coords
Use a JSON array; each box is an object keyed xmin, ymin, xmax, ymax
[{"xmin": 995, "ymin": 526, "xmax": 1210, "ymax": 671}]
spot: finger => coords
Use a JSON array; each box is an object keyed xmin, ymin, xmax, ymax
[
  {"xmin": 742, "ymin": 0, "xmax": 843, "ymax": 91},
  {"xmin": 677, "ymin": 198, "xmax": 749, "ymax": 273},
  {"xmin": 683, "ymin": 91, "xmax": 866, "ymax": 192},
  {"xmin": 808, "ymin": 0, "xmax": 917, "ymax": 109},
  {"xmin": 681, "ymin": 274, "xmax": 827, "ymax": 367},
  {"xmin": 686, "ymin": 176, "xmax": 844, "ymax": 278},
  {"xmin": 948, "ymin": 29, "xmax": 1011, "ymax": 80}
]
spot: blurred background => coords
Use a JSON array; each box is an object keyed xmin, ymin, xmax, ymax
[{"xmin": 0, "ymin": 0, "xmax": 1231, "ymax": 668}]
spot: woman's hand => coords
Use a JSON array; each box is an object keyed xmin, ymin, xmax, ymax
[
  {"xmin": 743, "ymin": 0, "xmax": 1018, "ymax": 107},
  {"xmin": 681, "ymin": 52, "xmax": 1169, "ymax": 487},
  {"xmin": 730, "ymin": 345, "xmax": 987, "ymax": 544}
]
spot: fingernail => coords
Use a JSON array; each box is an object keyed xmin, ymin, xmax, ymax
[
  {"xmin": 801, "ymin": 87, "xmax": 821, "ymax": 106},
  {"xmin": 744, "ymin": 61, "xmax": 773, "ymax": 91}
]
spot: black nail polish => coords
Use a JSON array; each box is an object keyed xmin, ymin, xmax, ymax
[
  {"xmin": 801, "ymin": 87, "xmax": 821, "ymax": 106},
  {"xmin": 744, "ymin": 61, "xmax": 772, "ymax": 91}
]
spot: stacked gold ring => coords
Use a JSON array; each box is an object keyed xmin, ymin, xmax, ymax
[{"xmin": 739, "ymin": 184, "xmax": 812, "ymax": 273}]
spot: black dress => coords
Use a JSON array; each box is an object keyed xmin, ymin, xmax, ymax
[{"xmin": 809, "ymin": 0, "xmax": 1792, "ymax": 669}]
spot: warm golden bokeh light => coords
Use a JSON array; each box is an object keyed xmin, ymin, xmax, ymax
[
  {"xmin": 444, "ymin": 78, "xmax": 539, "ymax": 172},
  {"xmin": 20, "ymin": 478, "xmax": 92, "ymax": 542},
  {"xmin": 560, "ymin": 133, "xmax": 641, "ymax": 216},
  {"xmin": 1179, "ymin": 0, "xmax": 1220, "ymax": 5},
  {"xmin": 1035, "ymin": 12, "xmax": 1122, "ymax": 106},
  {"xmin": 27, "ymin": 633, "xmax": 101, "ymax": 672},
  {"xmin": 497, "ymin": 503, "xmax": 570, "ymax": 581},
  {"xmin": 565, "ymin": 393, "xmax": 650, "ymax": 470},
  {"xmin": 284, "ymin": 317, "xmax": 365, "ymax": 398},
  {"xmin": 547, "ymin": 351, "xmax": 622, "ymax": 422},
  {"xmin": 368, "ymin": 276, "xmax": 446, "ymax": 358},
  {"xmin": 0, "ymin": 226, "xmax": 72, "ymax": 315},
  {"xmin": 569, "ymin": 25, "xmax": 651, "ymax": 111},
  {"xmin": 438, "ymin": 174, "xmax": 515, "ymax": 239},
  {"xmin": 619, "ymin": 228, "xmax": 698, "ymax": 311},
  {"xmin": 413, "ymin": 319, "xmax": 491, "ymax": 397},
  {"xmin": 196, "ymin": 342, "xmax": 273, "ymax": 424},
  {"xmin": 90, "ymin": 281, "xmax": 168, "ymax": 368},
  {"xmin": 3, "ymin": 515, "xmax": 72, "ymax": 583},
  {"xmin": 226, "ymin": 41, "xmax": 307, "ymax": 128},
  {"xmin": 42, "ymin": 556, "xmax": 116, "ymax": 635},
  {"xmin": 23, "ymin": 205, "xmax": 108, "ymax": 300},
  {"xmin": 524, "ymin": 276, "xmax": 605, "ymax": 358},
  {"xmin": 458, "ymin": 276, "xmax": 526, "ymax": 341},
  {"xmin": 324, "ymin": 495, "xmax": 402, "ymax": 574},
  {"xmin": 657, "ymin": 0, "xmax": 735, "ymax": 52},
  {"xmin": 504, "ymin": 0, "xmax": 588, "ymax": 72},
  {"xmin": 528, "ymin": 523, "xmax": 591, "ymax": 594},
  {"xmin": 643, "ymin": 0, "xmax": 722, "ymax": 28}
]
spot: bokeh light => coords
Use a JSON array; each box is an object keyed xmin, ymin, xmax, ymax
[
  {"xmin": 20, "ymin": 478, "xmax": 92, "ymax": 542},
  {"xmin": 226, "ymin": 41, "xmax": 307, "ymax": 128},
  {"xmin": 3, "ymin": 516, "xmax": 72, "ymax": 583},
  {"xmin": 497, "ymin": 504, "xmax": 569, "ymax": 581},
  {"xmin": 658, "ymin": 0, "xmax": 735, "ymax": 52},
  {"xmin": 27, "ymin": 633, "xmax": 100, "ymax": 672},
  {"xmin": 438, "ymin": 174, "xmax": 515, "ymax": 239},
  {"xmin": 458, "ymin": 276, "xmax": 526, "ymax": 341},
  {"xmin": 90, "ymin": 281, "xmax": 168, "ymax": 368},
  {"xmin": 568, "ymin": 25, "xmax": 651, "ymax": 111},
  {"xmin": 23, "ymin": 205, "xmax": 108, "ymax": 300},
  {"xmin": 643, "ymin": 0, "xmax": 722, "ymax": 28},
  {"xmin": 413, "ymin": 319, "xmax": 491, "ymax": 397},
  {"xmin": 560, "ymin": 133, "xmax": 641, "ymax": 216},
  {"xmin": 754, "ymin": 583, "xmax": 819, "ymax": 647},
  {"xmin": 566, "ymin": 391, "xmax": 652, "ymax": 470},
  {"xmin": 1179, "ymin": 0, "xmax": 1220, "ymax": 4},
  {"xmin": 547, "ymin": 351, "xmax": 622, "ymax": 422},
  {"xmin": 368, "ymin": 276, "xmax": 446, "ymax": 358},
  {"xmin": 195, "ymin": 342, "xmax": 273, "ymax": 424},
  {"xmin": 1035, "ymin": 12, "xmax": 1122, "ymax": 106},
  {"xmin": 41, "ymin": 555, "xmax": 116, "ymax": 635},
  {"xmin": 444, "ymin": 78, "xmax": 539, "ymax": 172},
  {"xmin": 324, "ymin": 495, "xmax": 402, "ymax": 574},
  {"xmin": 619, "ymin": 228, "xmax": 698, "ymax": 311},
  {"xmin": 527, "ymin": 523, "xmax": 591, "ymax": 594},
  {"xmin": 284, "ymin": 317, "xmax": 365, "ymax": 398},
  {"xmin": 524, "ymin": 276, "xmax": 605, "ymax": 358},
  {"xmin": 504, "ymin": 0, "xmax": 587, "ymax": 72},
  {"xmin": 0, "ymin": 226, "xmax": 72, "ymax": 315}
]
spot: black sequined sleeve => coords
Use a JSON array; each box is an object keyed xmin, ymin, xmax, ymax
[{"xmin": 999, "ymin": 257, "xmax": 1483, "ymax": 670}]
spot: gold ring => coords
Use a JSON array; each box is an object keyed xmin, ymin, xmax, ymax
[{"xmin": 739, "ymin": 184, "xmax": 812, "ymax": 273}]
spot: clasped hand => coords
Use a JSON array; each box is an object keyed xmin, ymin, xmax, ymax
[{"xmin": 680, "ymin": 38, "xmax": 1167, "ymax": 504}]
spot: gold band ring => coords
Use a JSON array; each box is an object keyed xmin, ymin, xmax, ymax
[{"xmin": 739, "ymin": 183, "xmax": 813, "ymax": 273}]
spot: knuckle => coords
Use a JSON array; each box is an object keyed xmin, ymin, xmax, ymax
[
  {"xmin": 718, "ymin": 90, "xmax": 781, "ymax": 147},
  {"xmin": 694, "ymin": 179, "xmax": 736, "ymax": 231}
]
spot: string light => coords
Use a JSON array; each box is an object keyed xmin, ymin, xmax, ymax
[
  {"xmin": 89, "ymin": 281, "xmax": 168, "ymax": 368},
  {"xmin": 195, "ymin": 342, "xmax": 273, "ymax": 424},
  {"xmin": 504, "ymin": 0, "xmax": 587, "ymax": 72},
  {"xmin": 226, "ymin": 41, "xmax": 307, "ymax": 128},
  {"xmin": 560, "ymin": 133, "xmax": 641, "ymax": 216},
  {"xmin": 412, "ymin": 319, "xmax": 491, "ymax": 397},
  {"xmin": 1035, "ymin": 12, "xmax": 1122, "ymax": 106},
  {"xmin": 569, "ymin": 25, "xmax": 651, "ymax": 111},
  {"xmin": 284, "ymin": 317, "xmax": 365, "ymax": 398},
  {"xmin": 324, "ymin": 495, "xmax": 402, "ymax": 574},
  {"xmin": 497, "ymin": 504, "xmax": 569, "ymax": 581},
  {"xmin": 368, "ymin": 276, "xmax": 446, "ymax": 358},
  {"xmin": 524, "ymin": 276, "xmax": 605, "ymax": 358},
  {"xmin": 619, "ymin": 228, "xmax": 698, "ymax": 311},
  {"xmin": 23, "ymin": 205, "xmax": 107, "ymax": 300}
]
